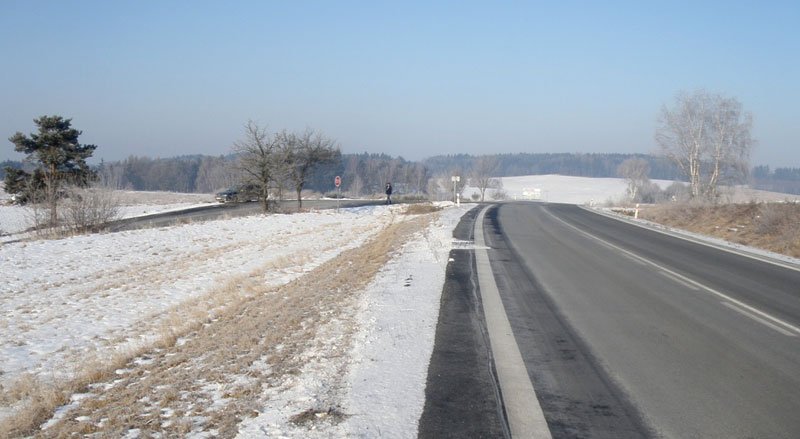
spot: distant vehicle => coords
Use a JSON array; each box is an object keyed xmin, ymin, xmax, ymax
[
  {"xmin": 214, "ymin": 188, "xmax": 237, "ymax": 203},
  {"xmin": 214, "ymin": 184, "xmax": 259, "ymax": 203}
]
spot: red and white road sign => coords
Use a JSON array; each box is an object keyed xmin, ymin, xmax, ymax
[{"xmin": 334, "ymin": 176, "xmax": 341, "ymax": 188}]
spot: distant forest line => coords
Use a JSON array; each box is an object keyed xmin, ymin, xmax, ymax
[{"xmin": 3, "ymin": 153, "xmax": 800, "ymax": 195}]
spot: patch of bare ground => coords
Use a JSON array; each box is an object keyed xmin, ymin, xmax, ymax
[
  {"xmin": 403, "ymin": 203, "xmax": 443, "ymax": 215},
  {"xmin": 1, "ymin": 211, "xmax": 436, "ymax": 438},
  {"xmin": 638, "ymin": 202, "xmax": 800, "ymax": 258}
]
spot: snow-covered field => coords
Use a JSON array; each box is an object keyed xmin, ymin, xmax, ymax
[
  {"xmin": 464, "ymin": 174, "xmax": 796, "ymax": 204},
  {"xmin": 460, "ymin": 174, "xmax": 663, "ymax": 204},
  {"xmin": 0, "ymin": 184, "xmax": 472, "ymax": 435},
  {"xmin": 0, "ymin": 190, "xmax": 212, "ymax": 239}
]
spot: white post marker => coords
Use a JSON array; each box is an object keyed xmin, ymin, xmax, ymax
[
  {"xmin": 451, "ymin": 175, "xmax": 460, "ymax": 203},
  {"xmin": 335, "ymin": 175, "xmax": 341, "ymax": 211}
]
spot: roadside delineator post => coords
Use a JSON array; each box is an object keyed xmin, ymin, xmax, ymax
[
  {"xmin": 335, "ymin": 176, "xmax": 342, "ymax": 212},
  {"xmin": 451, "ymin": 175, "xmax": 460, "ymax": 204}
]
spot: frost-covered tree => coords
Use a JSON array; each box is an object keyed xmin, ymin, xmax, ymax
[
  {"xmin": 656, "ymin": 90, "xmax": 754, "ymax": 200},
  {"xmin": 469, "ymin": 156, "xmax": 500, "ymax": 202},
  {"xmin": 617, "ymin": 157, "xmax": 651, "ymax": 202}
]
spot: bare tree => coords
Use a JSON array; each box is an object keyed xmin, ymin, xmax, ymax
[
  {"xmin": 195, "ymin": 156, "xmax": 239, "ymax": 193},
  {"xmin": 233, "ymin": 121, "xmax": 278, "ymax": 212},
  {"xmin": 409, "ymin": 162, "xmax": 429, "ymax": 195},
  {"xmin": 343, "ymin": 155, "xmax": 362, "ymax": 196},
  {"xmin": 656, "ymin": 90, "xmax": 754, "ymax": 200},
  {"xmin": 706, "ymin": 97, "xmax": 753, "ymax": 198},
  {"xmin": 470, "ymin": 156, "xmax": 500, "ymax": 202},
  {"xmin": 97, "ymin": 160, "xmax": 125, "ymax": 190},
  {"xmin": 278, "ymin": 129, "xmax": 340, "ymax": 209},
  {"xmin": 349, "ymin": 174, "xmax": 364, "ymax": 197},
  {"xmin": 364, "ymin": 158, "xmax": 387, "ymax": 196},
  {"xmin": 617, "ymin": 158, "xmax": 651, "ymax": 202},
  {"xmin": 426, "ymin": 173, "xmax": 450, "ymax": 201},
  {"xmin": 375, "ymin": 158, "xmax": 400, "ymax": 196},
  {"xmin": 63, "ymin": 186, "xmax": 122, "ymax": 234},
  {"xmin": 490, "ymin": 184, "xmax": 508, "ymax": 201}
]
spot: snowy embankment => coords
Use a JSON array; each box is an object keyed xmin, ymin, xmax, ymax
[
  {"xmin": 1, "ymin": 190, "xmax": 213, "ymax": 241},
  {"xmin": 236, "ymin": 204, "xmax": 471, "ymax": 438},
  {"xmin": 0, "ymin": 196, "xmax": 472, "ymax": 436},
  {"xmin": 1, "ymin": 208, "xmax": 381, "ymax": 381}
]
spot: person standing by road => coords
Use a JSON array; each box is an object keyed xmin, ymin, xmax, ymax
[{"xmin": 385, "ymin": 182, "xmax": 393, "ymax": 205}]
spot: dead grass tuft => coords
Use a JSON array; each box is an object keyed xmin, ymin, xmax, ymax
[
  {"xmin": 0, "ymin": 347, "xmax": 147, "ymax": 437},
  {"xmin": 1, "ymin": 373, "xmax": 37, "ymax": 403},
  {"xmin": 289, "ymin": 406, "xmax": 347, "ymax": 426},
  {"xmin": 639, "ymin": 202, "xmax": 800, "ymax": 258},
  {"xmin": 403, "ymin": 203, "xmax": 442, "ymax": 215}
]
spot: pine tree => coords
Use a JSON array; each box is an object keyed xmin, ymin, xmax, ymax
[{"xmin": 7, "ymin": 115, "xmax": 97, "ymax": 224}]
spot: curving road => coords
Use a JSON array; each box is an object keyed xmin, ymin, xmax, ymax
[{"xmin": 421, "ymin": 202, "xmax": 800, "ymax": 438}]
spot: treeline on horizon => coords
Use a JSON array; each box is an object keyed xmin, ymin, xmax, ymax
[{"xmin": 3, "ymin": 153, "xmax": 800, "ymax": 195}]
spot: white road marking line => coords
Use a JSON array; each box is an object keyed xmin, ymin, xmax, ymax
[
  {"xmin": 721, "ymin": 302, "xmax": 797, "ymax": 337},
  {"xmin": 658, "ymin": 270, "xmax": 700, "ymax": 291},
  {"xmin": 625, "ymin": 255, "xmax": 648, "ymax": 266},
  {"xmin": 475, "ymin": 206, "xmax": 552, "ymax": 439},
  {"xmin": 582, "ymin": 205, "xmax": 800, "ymax": 274},
  {"xmin": 544, "ymin": 208, "xmax": 800, "ymax": 337}
]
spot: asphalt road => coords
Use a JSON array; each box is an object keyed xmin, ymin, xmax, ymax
[{"xmin": 421, "ymin": 202, "xmax": 800, "ymax": 438}]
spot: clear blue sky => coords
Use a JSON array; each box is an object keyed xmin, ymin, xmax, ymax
[{"xmin": 2, "ymin": 1, "xmax": 798, "ymax": 167}]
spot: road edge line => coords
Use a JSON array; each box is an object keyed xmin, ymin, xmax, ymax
[
  {"xmin": 582, "ymin": 205, "xmax": 800, "ymax": 273},
  {"xmin": 550, "ymin": 207, "xmax": 800, "ymax": 337},
  {"xmin": 475, "ymin": 206, "xmax": 552, "ymax": 438}
]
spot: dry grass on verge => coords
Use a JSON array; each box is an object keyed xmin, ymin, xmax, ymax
[
  {"xmin": 2, "ymin": 212, "xmax": 436, "ymax": 438},
  {"xmin": 639, "ymin": 202, "xmax": 800, "ymax": 258},
  {"xmin": 403, "ymin": 203, "xmax": 443, "ymax": 215}
]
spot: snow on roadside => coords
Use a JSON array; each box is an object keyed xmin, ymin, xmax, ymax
[
  {"xmin": 0, "ymin": 205, "xmax": 402, "ymax": 423},
  {"xmin": 344, "ymin": 205, "xmax": 471, "ymax": 437},
  {"xmin": 0, "ymin": 185, "xmax": 215, "ymax": 238},
  {"xmin": 235, "ymin": 204, "xmax": 472, "ymax": 438},
  {"xmin": 0, "ymin": 201, "xmax": 212, "ymax": 239}
]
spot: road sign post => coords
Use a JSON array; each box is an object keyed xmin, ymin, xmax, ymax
[{"xmin": 335, "ymin": 176, "xmax": 342, "ymax": 212}]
